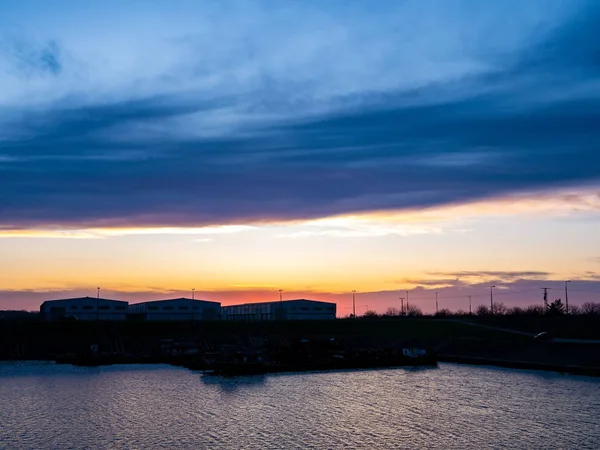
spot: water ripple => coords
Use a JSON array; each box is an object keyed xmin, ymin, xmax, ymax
[{"xmin": 0, "ymin": 362, "xmax": 599, "ymax": 449}]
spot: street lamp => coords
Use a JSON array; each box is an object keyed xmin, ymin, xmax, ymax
[
  {"xmin": 435, "ymin": 292, "xmax": 438, "ymax": 314},
  {"xmin": 279, "ymin": 289, "xmax": 283, "ymax": 302},
  {"xmin": 191, "ymin": 288, "xmax": 195, "ymax": 323},
  {"xmin": 469, "ymin": 295, "xmax": 472, "ymax": 315},
  {"xmin": 96, "ymin": 287, "xmax": 100, "ymax": 321},
  {"xmin": 406, "ymin": 290, "xmax": 409, "ymax": 314},
  {"xmin": 399, "ymin": 297, "xmax": 404, "ymax": 316},
  {"xmin": 352, "ymin": 290, "xmax": 356, "ymax": 318},
  {"xmin": 490, "ymin": 285, "xmax": 496, "ymax": 314},
  {"xmin": 565, "ymin": 281, "xmax": 571, "ymax": 314}
]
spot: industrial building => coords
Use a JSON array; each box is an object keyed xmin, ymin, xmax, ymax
[
  {"xmin": 221, "ymin": 299, "xmax": 336, "ymax": 321},
  {"xmin": 39, "ymin": 297, "xmax": 335, "ymax": 322},
  {"xmin": 128, "ymin": 298, "xmax": 221, "ymax": 321},
  {"xmin": 40, "ymin": 297, "xmax": 129, "ymax": 321}
]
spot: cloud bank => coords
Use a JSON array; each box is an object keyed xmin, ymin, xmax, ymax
[{"xmin": 1, "ymin": 0, "xmax": 599, "ymax": 229}]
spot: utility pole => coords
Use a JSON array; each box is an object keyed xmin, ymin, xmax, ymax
[
  {"xmin": 435, "ymin": 292, "xmax": 438, "ymax": 314},
  {"xmin": 96, "ymin": 287, "xmax": 100, "ymax": 321},
  {"xmin": 279, "ymin": 289, "xmax": 283, "ymax": 302},
  {"xmin": 541, "ymin": 288, "xmax": 550, "ymax": 309},
  {"xmin": 406, "ymin": 290, "xmax": 409, "ymax": 314},
  {"xmin": 469, "ymin": 295, "xmax": 472, "ymax": 315},
  {"xmin": 399, "ymin": 297, "xmax": 404, "ymax": 316},
  {"xmin": 565, "ymin": 280, "xmax": 571, "ymax": 314},
  {"xmin": 490, "ymin": 285, "xmax": 496, "ymax": 315},
  {"xmin": 352, "ymin": 290, "xmax": 356, "ymax": 318}
]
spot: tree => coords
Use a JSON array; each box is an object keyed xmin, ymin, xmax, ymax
[
  {"xmin": 363, "ymin": 310, "xmax": 379, "ymax": 318},
  {"xmin": 582, "ymin": 302, "xmax": 600, "ymax": 315},
  {"xmin": 524, "ymin": 304, "xmax": 545, "ymax": 316},
  {"xmin": 546, "ymin": 298, "xmax": 565, "ymax": 316},
  {"xmin": 475, "ymin": 305, "xmax": 490, "ymax": 316},
  {"xmin": 405, "ymin": 304, "xmax": 423, "ymax": 316},
  {"xmin": 507, "ymin": 306, "xmax": 525, "ymax": 316},
  {"xmin": 492, "ymin": 302, "xmax": 508, "ymax": 315},
  {"xmin": 435, "ymin": 308, "xmax": 452, "ymax": 317},
  {"xmin": 384, "ymin": 307, "xmax": 400, "ymax": 317}
]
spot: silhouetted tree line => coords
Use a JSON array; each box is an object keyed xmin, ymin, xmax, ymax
[
  {"xmin": 0, "ymin": 310, "xmax": 39, "ymax": 320},
  {"xmin": 352, "ymin": 300, "xmax": 600, "ymax": 318}
]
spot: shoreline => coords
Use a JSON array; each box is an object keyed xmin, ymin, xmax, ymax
[
  {"xmin": 3, "ymin": 318, "xmax": 600, "ymax": 377},
  {"xmin": 3, "ymin": 356, "xmax": 599, "ymax": 378},
  {"xmin": 438, "ymin": 354, "xmax": 600, "ymax": 377}
]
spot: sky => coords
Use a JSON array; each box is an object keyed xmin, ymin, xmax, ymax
[{"xmin": 1, "ymin": 0, "xmax": 600, "ymax": 314}]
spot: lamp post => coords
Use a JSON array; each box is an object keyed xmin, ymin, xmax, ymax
[
  {"xmin": 406, "ymin": 290, "xmax": 409, "ymax": 314},
  {"xmin": 469, "ymin": 295, "xmax": 472, "ymax": 315},
  {"xmin": 96, "ymin": 287, "xmax": 100, "ymax": 321},
  {"xmin": 399, "ymin": 297, "xmax": 404, "ymax": 316},
  {"xmin": 191, "ymin": 288, "xmax": 195, "ymax": 323},
  {"xmin": 279, "ymin": 289, "xmax": 283, "ymax": 302},
  {"xmin": 490, "ymin": 285, "xmax": 496, "ymax": 315},
  {"xmin": 352, "ymin": 290, "xmax": 356, "ymax": 318},
  {"xmin": 435, "ymin": 292, "xmax": 438, "ymax": 314},
  {"xmin": 565, "ymin": 280, "xmax": 571, "ymax": 314}
]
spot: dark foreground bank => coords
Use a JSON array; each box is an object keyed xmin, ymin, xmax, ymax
[{"xmin": 1, "ymin": 317, "xmax": 599, "ymax": 376}]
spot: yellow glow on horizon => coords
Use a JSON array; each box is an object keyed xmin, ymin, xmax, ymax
[{"xmin": 1, "ymin": 187, "xmax": 598, "ymax": 295}]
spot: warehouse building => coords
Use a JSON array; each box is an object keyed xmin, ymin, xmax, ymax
[
  {"xmin": 221, "ymin": 299, "xmax": 336, "ymax": 321},
  {"xmin": 128, "ymin": 298, "xmax": 221, "ymax": 321},
  {"xmin": 40, "ymin": 297, "xmax": 129, "ymax": 321}
]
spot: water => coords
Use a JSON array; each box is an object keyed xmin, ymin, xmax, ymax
[{"xmin": 0, "ymin": 362, "xmax": 598, "ymax": 449}]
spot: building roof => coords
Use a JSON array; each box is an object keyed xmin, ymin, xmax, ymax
[
  {"xmin": 41, "ymin": 296, "xmax": 127, "ymax": 307},
  {"xmin": 223, "ymin": 299, "xmax": 336, "ymax": 308},
  {"xmin": 129, "ymin": 298, "xmax": 220, "ymax": 306},
  {"xmin": 44, "ymin": 296, "xmax": 127, "ymax": 303}
]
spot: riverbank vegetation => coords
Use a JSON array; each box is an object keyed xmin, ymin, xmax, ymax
[{"xmin": 356, "ymin": 300, "xmax": 600, "ymax": 319}]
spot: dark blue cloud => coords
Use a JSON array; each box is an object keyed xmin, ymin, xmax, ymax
[{"xmin": 1, "ymin": 2, "xmax": 600, "ymax": 229}]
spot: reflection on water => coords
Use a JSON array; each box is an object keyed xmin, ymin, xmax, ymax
[
  {"xmin": 1, "ymin": 362, "xmax": 599, "ymax": 449},
  {"xmin": 200, "ymin": 373, "xmax": 267, "ymax": 393}
]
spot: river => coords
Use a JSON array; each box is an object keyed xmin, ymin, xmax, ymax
[{"xmin": 1, "ymin": 362, "xmax": 598, "ymax": 449}]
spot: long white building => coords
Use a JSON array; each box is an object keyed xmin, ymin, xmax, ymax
[
  {"xmin": 40, "ymin": 297, "xmax": 129, "ymax": 321},
  {"xmin": 128, "ymin": 298, "xmax": 221, "ymax": 321},
  {"xmin": 221, "ymin": 299, "xmax": 336, "ymax": 321}
]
